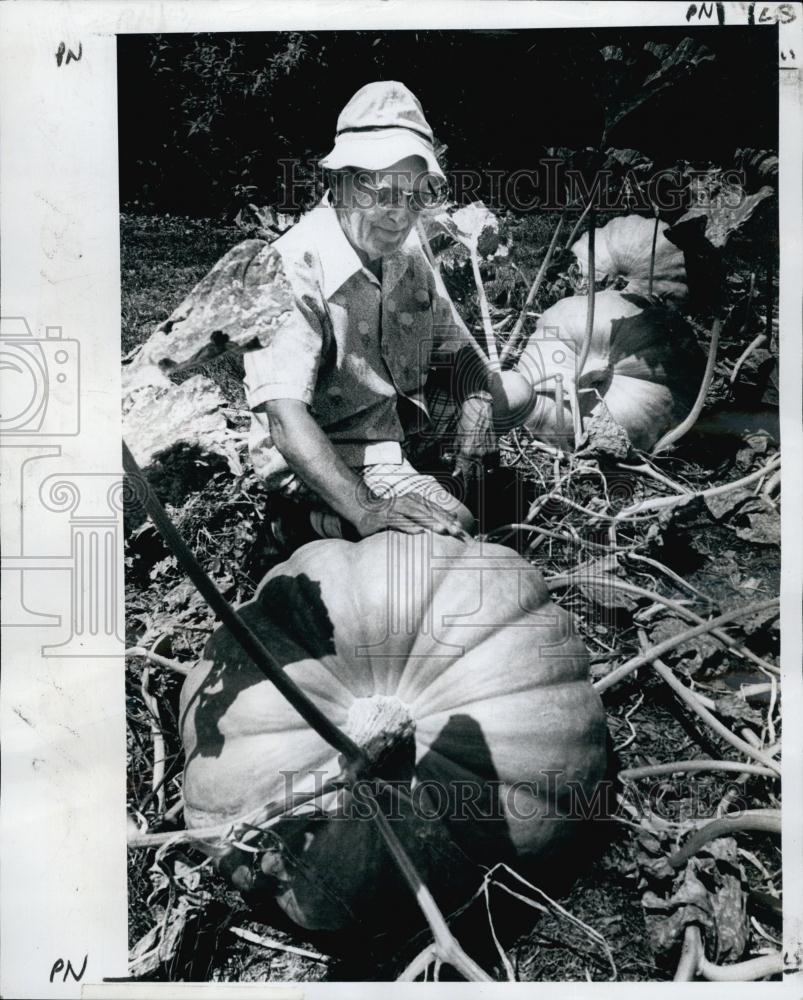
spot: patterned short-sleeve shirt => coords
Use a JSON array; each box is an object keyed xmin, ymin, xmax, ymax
[{"xmin": 244, "ymin": 194, "xmax": 472, "ymax": 486}]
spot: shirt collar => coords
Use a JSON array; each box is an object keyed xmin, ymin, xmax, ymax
[
  {"xmin": 314, "ymin": 192, "xmax": 369, "ymax": 299},
  {"xmin": 314, "ymin": 191, "xmax": 413, "ymax": 300}
]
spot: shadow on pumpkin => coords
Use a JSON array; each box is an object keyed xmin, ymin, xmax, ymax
[
  {"xmin": 607, "ymin": 303, "xmax": 704, "ymax": 404},
  {"xmin": 180, "ymin": 572, "xmax": 336, "ymax": 765},
  {"xmin": 233, "ymin": 715, "xmax": 504, "ymax": 968},
  {"xmin": 426, "ymin": 728, "xmax": 619, "ymax": 982},
  {"xmin": 415, "ymin": 712, "xmax": 518, "ymax": 867}
]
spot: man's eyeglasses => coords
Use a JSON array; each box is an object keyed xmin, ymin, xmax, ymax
[{"xmin": 348, "ymin": 171, "xmax": 447, "ymax": 212}]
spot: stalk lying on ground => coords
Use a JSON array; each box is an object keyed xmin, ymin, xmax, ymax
[
  {"xmin": 619, "ymin": 760, "xmax": 777, "ymax": 781},
  {"xmin": 675, "ymin": 924, "xmax": 783, "ymax": 982},
  {"xmin": 546, "ymin": 572, "xmax": 778, "ymax": 676},
  {"xmin": 667, "ymin": 809, "xmax": 781, "ymax": 869},
  {"xmin": 593, "ymin": 598, "xmax": 779, "ymax": 697}
]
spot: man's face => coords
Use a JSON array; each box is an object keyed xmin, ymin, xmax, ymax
[{"xmin": 334, "ymin": 155, "xmax": 431, "ymax": 262}]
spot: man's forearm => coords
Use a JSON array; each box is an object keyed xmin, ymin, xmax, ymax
[{"xmin": 259, "ymin": 401, "xmax": 366, "ymax": 524}]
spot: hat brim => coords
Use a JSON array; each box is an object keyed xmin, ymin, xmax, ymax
[{"xmin": 320, "ymin": 127, "xmax": 446, "ymax": 184}]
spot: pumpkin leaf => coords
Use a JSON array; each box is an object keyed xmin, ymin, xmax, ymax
[
  {"xmin": 708, "ymin": 694, "xmax": 764, "ymax": 727},
  {"xmin": 129, "ymin": 891, "xmax": 206, "ymax": 977},
  {"xmin": 576, "ymin": 404, "xmax": 633, "ymax": 460},
  {"xmin": 674, "ymin": 175, "xmax": 774, "ymax": 249},
  {"xmin": 234, "ymin": 203, "xmax": 297, "ymax": 240},
  {"xmin": 123, "ymin": 374, "xmax": 247, "ymax": 475},
  {"xmin": 662, "ymin": 215, "xmax": 724, "ymax": 313},
  {"xmin": 428, "ymin": 200, "xmax": 500, "ymax": 252},
  {"xmin": 129, "ymin": 924, "xmax": 163, "ymax": 976},
  {"xmin": 642, "ymin": 837, "xmax": 749, "ymax": 964},
  {"xmin": 734, "ymin": 506, "xmax": 780, "ymax": 547},
  {"xmin": 602, "ymin": 37, "xmax": 716, "ymax": 139},
  {"xmin": 647, "ymin": 615, "xmax": 723, "ymax": 676},
  {"xmin": 129, "ymin": 239, "xmax": 294, "ymax": 377},
  {"xmin": 757, "ymin": 358, "xmax": 780, "ymax": 408},
  {"xmin": 603, "ymin": 147, "xmax": 654, "ymax": 175},
  {"xmin": 734, "ymin": 148, "xmax": 779, "ymax": 188},
  {"xmin": 704, "ymin": 487, "xmax": 755, "ymax": 521}
]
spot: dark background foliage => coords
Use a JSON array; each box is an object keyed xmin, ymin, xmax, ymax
[{"xmin": 117, "ymin": 26, "xmax": 778, "ymax": 218}]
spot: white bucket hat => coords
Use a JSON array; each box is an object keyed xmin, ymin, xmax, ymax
[{"xmin": 320, "ymin": 81, "xmax": 446, "ymax": 184}]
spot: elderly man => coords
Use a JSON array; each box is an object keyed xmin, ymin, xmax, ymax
[{"xmin": 244, "ymin": 81, "xmax": 496, "ymax": 549}]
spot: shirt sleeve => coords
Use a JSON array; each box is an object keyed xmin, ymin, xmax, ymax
[{"xmin": 243, "ymin": 254, "xmax": 326, "ymax": 410}]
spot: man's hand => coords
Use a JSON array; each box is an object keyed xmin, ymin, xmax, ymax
[
  {"xmin": 354, "ymin": 490, "xmax": 475, "ymax": 541},
  {"xmin": 453, "ymin": 391, "xmax": 498, "ymax": 483},
  {"xmin": 261, "ymin": 398, "xmax": 475, "ymax": 542}
]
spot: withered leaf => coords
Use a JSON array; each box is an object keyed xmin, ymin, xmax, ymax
[
  {"xmin": 123, "ymin": 375, "xmax": 247, "ymax": 475},
  {"xmin": 131, "ymin": 239, "xmax": 294, "ymax": 377},
  {"xmin": 704, "ymin": 487, "xmax": 754, "ymax": 521},
  {"xmin": 576, "ymin": 404, "xmax": 633, "ymax": 460},
  {"xmin": 734, "ymin": 505, "xmax": 780, "ymax": 547},
  {"xmin": 675, "ymin": 180, "xmax": 774, "ymax": 249},
  {"xmin": 643, "ymin": 837, "xmax": 748, "ymax": 964}
]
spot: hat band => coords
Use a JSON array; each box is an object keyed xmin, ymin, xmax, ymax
[{"xmin": 335, "ymin": 123, "xmax": 434, "ymax": 146}]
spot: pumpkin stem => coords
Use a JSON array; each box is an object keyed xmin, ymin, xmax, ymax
[
  {"xmin": 553, "ymin": 374, "xmax": 568, "ymax": 451},
  {"xmin": 369, "ymin": 792, "xmax": 494, "ymax": 983},
  {"xmin": 346, "ymin": 696, "xmax": 416, "ymax": 772},
  {"xmin": 499, "ymin": 213, "xmax": 565, "ymax": 366},
  {"xmin": 575, "ymin": 206, "xmax": 596, "ymax": 445},
  {"xmin": 468, "ymin": 243, "xmax": 500, "ymax": 369},
  {"xmin": 563, "ymin": 197, "xmax": 594, "ymax": 253},
  {"xmin": 647, "ymin": 205, "xmax": 660, "ymax": 297},
  {"xmin": 728, "ymin": 271, "xmax": 761, "ymax": 389},
  {"xmin": 651, "ymin": 315, "xmax": 721, "ymax": 455}
]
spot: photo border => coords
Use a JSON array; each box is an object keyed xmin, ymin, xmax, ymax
[{"xmin": 1, "ymin": 2, "xmax": 801, "ymax": 997}]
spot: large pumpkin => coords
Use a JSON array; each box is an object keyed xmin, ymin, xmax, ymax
[
  {"xmin": 572, "ymin": 214, "xmax": 688, "ymax": 305},
  {"xmin": 180, "ymin": 531, "xmax": 607, "ymax": 933},
  {"xmin": 513, "ymin": 290, "xmax": 705, "ymax": 451}
]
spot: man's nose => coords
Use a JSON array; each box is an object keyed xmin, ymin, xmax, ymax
[{"xmin": 383, "ymin": 203, "xmax": 413, "ymax": 227}]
